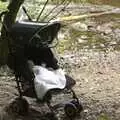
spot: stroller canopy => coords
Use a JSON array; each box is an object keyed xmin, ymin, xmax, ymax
[{"xmin": 9, "ymin": 21, "xmax": 61, "ymax": 47}]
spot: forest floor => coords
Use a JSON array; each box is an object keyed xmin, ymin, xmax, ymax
[
  {"xmin": 0, "ymin": 2, "xmax": 120, "ymax": 120},
  {"xmin": 0, "ymin": 51, "xmax": 120, "ymax": 120}
]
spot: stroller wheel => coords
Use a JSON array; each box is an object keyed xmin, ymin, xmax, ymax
[
  {"xmin": 71, "ymin": 100, "xmax": 83, "ymax": 113},
  {"xmin": 9, "ymin": 97, "xmax": 29, "ymax": 116},
  {"xmin": 64, "ymin": 102, "xmax": 77, "ymax": 118}
]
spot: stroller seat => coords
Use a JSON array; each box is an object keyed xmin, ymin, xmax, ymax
[{"xmin": 21, "ymin": 65, "xmax": 76, "ymax": 101}]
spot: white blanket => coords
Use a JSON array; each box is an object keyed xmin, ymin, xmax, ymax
[{"xmin": 33, "ymin": 66, "xmax": 66, "ymax": 100}]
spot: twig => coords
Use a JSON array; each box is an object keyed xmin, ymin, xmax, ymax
[
  {"xmin": 22, "ymin": 6, "xmax": 32, "ymax": 21},
  {"xmin": 48, "ymin": 0, "xmax": 71, "ymax": 22},
  {"xmin": 57, "ymin": 11, "xmax": 117, "ymax": 22},
  {"xmin": 41, "ymin": 0, "xmax": 66, "ymax": 22},
  {"xmin": 36, "ymin": 0, "xmax": 49, "ymax": 22}
]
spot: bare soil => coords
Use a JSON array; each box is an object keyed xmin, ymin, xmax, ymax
[{"xmin": 0, "ymin": 51, "xmax": 120, "ymax": 120}]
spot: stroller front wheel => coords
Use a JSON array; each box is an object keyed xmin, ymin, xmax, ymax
[{"xmin": 64, "ymin": 102, "xmax": 77, "ymax": 118}]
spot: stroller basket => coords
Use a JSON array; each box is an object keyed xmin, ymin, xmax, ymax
[{"xmin": 9, "ymin": 21, "xmax": 61, "ymax": 47}]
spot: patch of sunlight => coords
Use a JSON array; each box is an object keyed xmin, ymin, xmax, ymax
[
  {"xmin": 56, "ymin": 39, "xmax": 72, "ymax": 54},
  {"xmin": 0, "ymin": 1, "xmax": 7, "ymax": 11}
]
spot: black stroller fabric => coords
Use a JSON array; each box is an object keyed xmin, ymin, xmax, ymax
[
  {"xmin": 8, "ymin": 21, "xmax": 61, "ymax": 81},
  {"xmin": 9, "ymin": 21, "xmax": 61, "ymax": 47}
]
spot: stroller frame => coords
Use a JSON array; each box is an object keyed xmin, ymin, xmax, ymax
[
  {"xmin": 15, "ymin": 71, "xmax": 83, "ymax": 118},
  {"xmin": 8, "ymin": 21, "xmax": 83, "ymax": 118}
]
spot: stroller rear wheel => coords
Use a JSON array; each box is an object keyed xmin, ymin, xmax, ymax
[{"xmin": 9, "ymin": 97, "xmax": 29, "ymax": 116}]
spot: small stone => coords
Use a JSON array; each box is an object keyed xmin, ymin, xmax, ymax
[{"xmin": 84, "ymin": 109, "xmax": 89, "ymax": 113}]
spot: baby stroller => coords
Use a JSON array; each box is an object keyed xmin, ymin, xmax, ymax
[{"xmin": 7, "ymin": 20, "xmax": 83, "ymax": 119}]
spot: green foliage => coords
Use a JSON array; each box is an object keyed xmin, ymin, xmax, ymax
[{"xmin": 0, "ymin": 1, "xmax": 7, "ymax": 11}]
